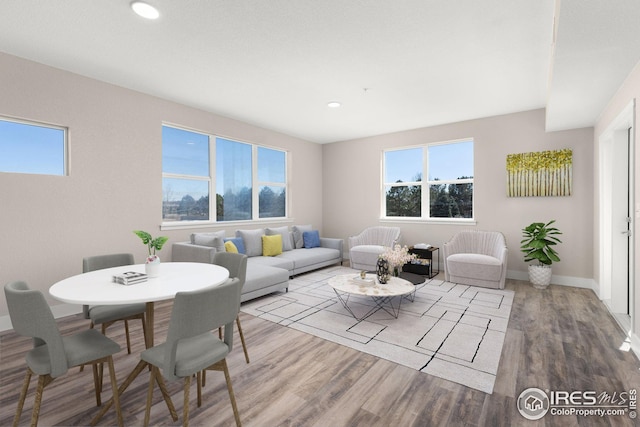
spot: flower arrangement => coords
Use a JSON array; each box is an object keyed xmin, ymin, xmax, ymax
[{"xmin": 380, "ymin": 244, "xmax": 417, "ymax": 271}]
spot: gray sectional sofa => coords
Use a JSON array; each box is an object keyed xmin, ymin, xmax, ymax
[{"xmin": 172, "ymin": 225, "xmax": 343, "ymax": 302}]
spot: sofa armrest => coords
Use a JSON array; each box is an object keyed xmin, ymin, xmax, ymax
[
  {"xmin": 320, "ymin": 237, "xmax": 343, "ymax": 257},
  {"xmin": 171, "ymin": 242, "xmax": 217, "ymax": 264}
]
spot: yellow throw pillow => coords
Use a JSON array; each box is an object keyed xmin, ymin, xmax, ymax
[
  {"xmin": 262, "ymin": 234, "xmax": 283, "ymax": 257},
  {"xmin": 224, "ymin": 240, "xmax": 239, "ymax": 253}
]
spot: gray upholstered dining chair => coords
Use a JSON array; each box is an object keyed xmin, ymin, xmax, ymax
[
  {"xmin": 212, "ymin": 251, "xmax": 250, "ymax": 363},
  {"xmin": 4, "ymin": 281, "xmax": 123, "ymax": 427},
  {"xmin": 83, "ymin": 253, "xmax": 147, "ymax": 353},
  {"xmin": 140, "ymin": 278, "xmax": 243, "ymax": 427}
]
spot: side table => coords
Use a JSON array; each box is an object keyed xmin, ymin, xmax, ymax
[{"xmin": 402, "ymin": 246, "xmax": 440, "ymax": 278}]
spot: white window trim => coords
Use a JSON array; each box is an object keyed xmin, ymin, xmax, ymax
[
  {"xmin": 161, "ymin": 124, "xmax": 289, "ymax": 227},
  {"xmin": 381, "ymin": 138, "xmax": 474, "ymax": 221}
]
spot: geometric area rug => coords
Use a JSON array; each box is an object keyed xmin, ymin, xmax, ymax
[{"xmin": 241, "ymin": 266, "xmax": 514, "ymax": 394}]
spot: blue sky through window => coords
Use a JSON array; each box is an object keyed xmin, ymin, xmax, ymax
[
  {"xmin": 0, "ymin": 119, "xmax": 65, "ymax": 175},
  {"xmin": 385, "ymin": 140, "xmax": 473, "ymax": 183}
]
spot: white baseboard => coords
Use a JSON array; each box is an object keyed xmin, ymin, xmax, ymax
[
  {"xmin": 630, "ymin": 331, "xmax": 640, "ymax": 360},
  {"xmin": 507, "ymin": 270, "xmax": 597, "ymax": 291}
]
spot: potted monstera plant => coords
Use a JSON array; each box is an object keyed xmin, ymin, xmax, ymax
[
  {"xmin": 134, "ymin": 230, "xmax": 168, "ymax": 277},
  {"xmin": 520, "ymin": 220, "xmax": 562, "ymax": 289}
]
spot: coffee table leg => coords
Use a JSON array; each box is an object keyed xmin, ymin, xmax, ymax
[{"xmin": 332, "ymin": 290, "xmax": 385, "ymax": 321}]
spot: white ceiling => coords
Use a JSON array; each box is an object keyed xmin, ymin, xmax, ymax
[{"xmin": 0, "ymin": 0, "xmax": 638, "ymax": 143}]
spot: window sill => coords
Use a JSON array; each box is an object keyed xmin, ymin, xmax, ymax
[
  {"xmin": 161, "ymin": 218, "xmax": 294, "ymax": 231},
  {"xmin": 379, "ymin": 217, "xmax": 477, "ymax": 226}
]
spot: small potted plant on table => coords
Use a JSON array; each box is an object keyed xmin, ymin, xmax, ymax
[
  {"xmin": 520, "ymin": 220, "xmax": 562, "ymax": 289},
  {"xmin": 134, "ymin": 230, "xmax": 168, "ymax": 277}
]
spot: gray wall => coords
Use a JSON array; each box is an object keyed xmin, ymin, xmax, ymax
[
  {"xmin": 322, "ymin": 109, "xmax": 594, "ymax": 285},
  {"xmin": 0, "ymin": 52, "xmax": 323, "ymax": 319}
]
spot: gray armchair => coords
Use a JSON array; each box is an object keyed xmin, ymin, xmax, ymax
[
  {"xmin": 348, "ymin": 226, "xmax": 401, "ymax": 271},
  {"xmin": 443, "ymin": 230, "xmax": 508, "ymax": 289}
]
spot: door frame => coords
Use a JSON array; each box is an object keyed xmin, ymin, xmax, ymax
[{"xmin": 598, "ymin": 99, "xmax": 635, "ymax": 332}]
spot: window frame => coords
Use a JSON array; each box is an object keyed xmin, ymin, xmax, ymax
[
  {"xmin": 0, "ymin": 115, "xmax": 68, "ymax": 176},
  {"xmin": 381, "ymin": 138, "xmax": 475, "ymax": 223},
  {"xmin": 161, "ymin": 124, "xmax": 289, "ymax": 230}
]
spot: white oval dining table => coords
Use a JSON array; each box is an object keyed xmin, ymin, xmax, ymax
[{"xmin": 50, "ymin": 261, "xmax": 229, "ymax": 347}]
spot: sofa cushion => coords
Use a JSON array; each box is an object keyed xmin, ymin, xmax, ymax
[
  {"xmin": 243, "ymin": 263, "xmax": 290, "ymax": 295},
  {"xmin": 303, "ymin": 230, "xmax": 320, "ymax": 248},
  {"xmin": 236, "ymin": 229, "xmax": 265, "ymax": 257},
  {"xmin": 266, "ymin": 226, "xmax": 293, "ymax": 251},
  {"xmin": 262, "ymin": 235, "xmax": 283, "ymax": 256},
  {"xmin": 224, "ymin": 237, "xmax": 245, "ymax": 254},
  {"xmin": 278, "ymin": 247, "xmax": 339, "ymax": 269},
  {"xmin": 292, "ymin": 224, "xmax": 312, "ymax": 249},
  {"xmin": 446, "ymin": 253, "xmax": 502, "ymax": 281},
  {"xmin": 247, "ymin": 255, "xmax": 294, "ymax": 271},
  {"xmin": 191, "ymin": 231, "xmax": 226, "ymax": 252}
]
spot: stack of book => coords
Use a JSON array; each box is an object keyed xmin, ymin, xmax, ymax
[{"xmin": 112, "ymin": 271, "xmax": 148, "ymax": 285}]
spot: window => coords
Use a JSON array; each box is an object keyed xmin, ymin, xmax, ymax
[
  {"xmin": 383, "ymin": 139, "xmax": 473, "ymax": 220},
  {"xmin": 162, "ymin": 125, "xmax": 287, "ymax": 224},
  {"xmin": 0, "ymin": 117, "xmax": 67, "ymax": 176}
]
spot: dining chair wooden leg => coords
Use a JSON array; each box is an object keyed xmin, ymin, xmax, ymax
[
  {"xmin": 196, "ymin": 371, "xmax": 202, "ymax": 407},
  {"xmin": 30, "ymin": 374, "xmax": 53, "ymax": 427},
  {"xmin": 221, "ymin": 359, "xmax": 241, "ymax": 427},
  {"xmin": 13, "ymin": 369, "xmax": 31, "ymax": 427},
  {"xmin": 183, "ymin": 375, "xmax": 191, "ymax": 427},
  {"xmin": 236, "ymin": 316, "xmax": 250, "ymax": 363},
  {"xmin": 92, "ymin": 363, "xmax": 102, "ymax": 406},
  {"xmin": 106, "ymin": 356, "xmax": 124, "ymax": 427},
  {"xmin": 124, "ymin": 319, "xmax": 132, "ymax": 354},
  {"xmin": 144, "ymin": 366, "xmax": 157, "ymax": 427},
  {"xmin": 155, "ymin": 370, "xmax": 179, "ymax": 421}
]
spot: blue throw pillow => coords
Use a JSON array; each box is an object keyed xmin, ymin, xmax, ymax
[
  {"xmin": 302, "ymin": 230, "xmax": 320, "ymax": 248},
  {"xmin": 224, "ymin": 237, "xmax": 246, "ymax": 254}
]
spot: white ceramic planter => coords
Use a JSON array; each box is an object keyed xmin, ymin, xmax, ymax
[{"xmin": 528, "ymin": 265, "xmax": 552, "ymax": 289}]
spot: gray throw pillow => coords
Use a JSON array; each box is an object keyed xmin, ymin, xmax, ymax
[
  {"xmin": 292, "ymin": 224, "xmax": 313, "ymax": 249},
  {"xmin": 191, "ymin": 231, "xmax": 226, "ymax": 252},
  {"xmin": 266, "ymin": 226, "xmax": 293, "ymax": 251},
  {"xmin": 236, "ymin": 229, "xmax": 265, "ymax": 257}
]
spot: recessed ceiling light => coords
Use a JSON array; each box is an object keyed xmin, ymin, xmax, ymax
[
  {"xmin": 327, "ymin": 101, "xmax": 341, "ymax": 108},
  {"xmin": 131, "ymin": 1, "xmax": 160, "ymax": 20}
]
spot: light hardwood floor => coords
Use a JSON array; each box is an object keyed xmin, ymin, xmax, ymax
[{"xmin": 1, "ymin": 274, "xmax": 639, "ymax": 427}]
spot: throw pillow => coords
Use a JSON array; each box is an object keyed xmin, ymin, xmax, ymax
[
  {"xmin": 224, "ymin": 241, "xmax": 239, "ymax": 253},
  {"xmin": 303, "ymin": 230, "xmax": 321, "ymax": 248},
  {"xmin": 192, "ymin": 233, "xmax": 226, "ymax": 252},
  {"xmin": 236, "ymin": 229, "xmax": 265, "ymax": 257},
  {"xmin": 262, "ymin": 235, "xmax": 283, "ymax": 256},
  {"xmin": 292, "ymin": 224, "xmax": 312, "ymax": 249},
  {"xmin": 224, "ymin": 237, "xmax": 246, "ymax": 254},
  {"xmin": 266, "ymin": 226, "xmax": 293, "ymax": 251},
  {"xmin": 191, "ymin": 230, "xmax": 225, "ymax": 252}
]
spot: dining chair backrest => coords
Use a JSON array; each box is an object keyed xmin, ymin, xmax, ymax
[
  {"xmin": 4, "ymin": 281, "xmax": 68, "ymax": 378},
  {"xmin": 81, "ymin": 253, "xmax": 135, "ymax": 317},
  {"xmin": 212, "ymin": 252, "xmax": 247, "ymax": 289},
  {"xmin": 162, "ymin": 277, "xmax": 242, "ymax": 381}
]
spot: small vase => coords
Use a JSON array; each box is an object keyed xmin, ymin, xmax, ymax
[
  {"xmin": 376, "ymin": 257, "xmax": 390, "ymax": 284},
  {"xmin": 145, "ymin": 255, "xmax": 160, "ymax": 278}
]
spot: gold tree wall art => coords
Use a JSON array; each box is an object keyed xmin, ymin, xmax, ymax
[{"xmin": 506, "ymin": 148, "xmax": 572, "ymax": 197}]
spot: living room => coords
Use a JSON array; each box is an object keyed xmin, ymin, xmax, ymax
[{"xmin": 0, "ymin": 1, "xmax": 639, "ymax": 425}]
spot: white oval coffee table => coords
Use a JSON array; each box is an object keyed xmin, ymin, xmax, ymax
[{"xmin": 328, "ymin": 273, "xmax": 415, "ymax": 320}]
